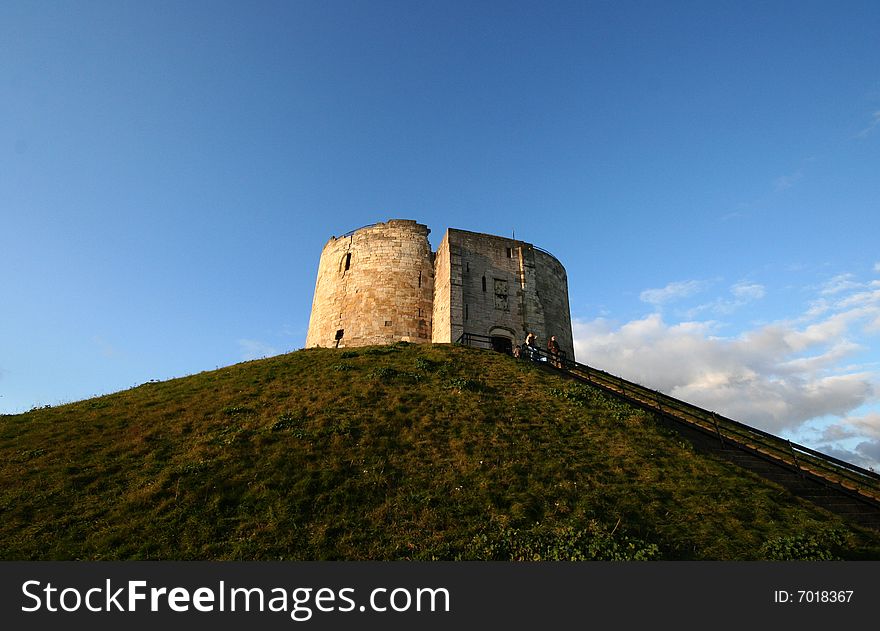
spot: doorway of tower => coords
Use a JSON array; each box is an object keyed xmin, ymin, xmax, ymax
[{"xmin": 490, "ymin": 336, "xmax": 513, "ymax": 355}]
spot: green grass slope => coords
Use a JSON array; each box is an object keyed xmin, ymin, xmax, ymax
[{"xmin": 2, "ymin": 343, "xmax": 879, "ymax": 560}]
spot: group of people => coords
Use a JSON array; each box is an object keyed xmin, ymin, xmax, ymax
[{"xmin": 513, "ymin": 332, "xmax": 563, "ymax": 367}]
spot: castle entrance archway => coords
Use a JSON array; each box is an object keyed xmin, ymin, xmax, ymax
[
  {"xmin": 491, "ymin": 336, "xmax": 513, "ymax": 354},
  {"xmin": 488, "ymin": 326, "xmax": 516, "ymax": 355}
]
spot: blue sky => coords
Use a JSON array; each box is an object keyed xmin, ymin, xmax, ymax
[{"xmin": 2, "ymin": 1, "xmax": 879, "ymax": 467}]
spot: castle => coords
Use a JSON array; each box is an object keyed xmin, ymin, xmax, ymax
[{"xmin": 306, "ymin": 219, "xmax": 574, "ymax": 360}]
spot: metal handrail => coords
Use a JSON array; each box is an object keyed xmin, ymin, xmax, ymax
[
  {"xmin": 455, "ymin": 331, "xmax": 880, "ymax": 504},
  {"xmin": 531, "ymin": 244, "xmax": 561, "ymax": 262},
  {"xmin": 456, "ymin": 332, "xmax": 568, "ymax": 362},
  {"xmin": 568, "ymin": 364, "xmax": 880, "ymax": 498},
  {"xmin": 339, "ymin": 222, "xmax": 381, "ymax": 238},
  {"xmin": 574, "ymin": 363, "xmax": 880, "ymax": 482}
]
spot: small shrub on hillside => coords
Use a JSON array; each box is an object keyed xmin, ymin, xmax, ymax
[
  {"xmin": 550, "ymin": 385, "xmax": 635, "ymax": 421},
  {"xmin": 369, "ymin": 367, "xmax": 424, "ymax": 384},
  {"xmin": 17, "ymin": 448, "xmax": 46, "ymax": 461},
  {"xmin": 178, "ymin": 460, "xmax": 210, "ymax": 475},
  {"xmin": 550, "ymin": 384, "xmax": 595, "ymax": 406},
  {"xmin": 210, "ymin": 424, "xmax": 248, "ymax": 446},
  {"xmin": 465, "ymin": 522, "xmax": 660, "ymax": 561},
  {"xmin": 436, "ymin": 359, "xmax": 458, "ymax": 376},
  {"xmin": 759, "ymin": 529, "xmax": 849, "ymax": 561},
  {"xmin": 332, "ymin": 363, "xmax": 354, "ymax": 372},
  {"xmin": 447, "ymin": 377, "xmax": 484, "ymax": 393},
  {"xmin": 222, "ymin": 406, "xmax": 254, "ymax": 416},
  {"xmin": 271, "ymin": 413, "xmax": 304, "ymax": 432},
  {"xmin": 319, "ymin": 419, "xmax": 358, "ymax": 439},
  {"xmin": 340, "ymin": 351, "xmax": 359, "ymax": 359},
  {"xmin": 415, "ymin": 358, "xmax": 439, "ymax": 372},
  {"xmin": 370, "ymin": 367, "xmax": 399, "ymax": 381}
]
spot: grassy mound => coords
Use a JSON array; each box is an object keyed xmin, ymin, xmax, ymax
[{"xmin": 2, "ymin": 343, "xmax": 878, "ymax": 560}]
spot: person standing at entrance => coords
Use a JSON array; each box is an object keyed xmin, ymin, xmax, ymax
[
  {"xmin": 547, "ymin": 335, "xmax": 561, "ymax": 367},
  {"xmin": 525, "ymin": 332, "xmax": 537, "ymax": 361}
]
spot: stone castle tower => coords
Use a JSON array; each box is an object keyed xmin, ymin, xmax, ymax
[{"xmin": 306, "ymin": 219, "xmax": 575, "ymax": 360}]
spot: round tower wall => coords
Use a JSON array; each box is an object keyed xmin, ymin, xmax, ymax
[
  {"xmin": 305, "ymin": 220, "xmax": 434, "ymax": 348},
  {"xmin": 532, "ymin": 248, "xmax": 575, "ymax": 361}
]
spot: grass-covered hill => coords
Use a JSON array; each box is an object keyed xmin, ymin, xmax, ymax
[{"xmin": 2, "ymin": 342, "xmax": 879, "ymax": 560}]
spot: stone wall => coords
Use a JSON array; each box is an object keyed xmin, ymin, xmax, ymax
[
  {"xmin": 433, "ymin": 228, "xmax": 575, "ymax": 359},
  {"xmin": 430, "ymin": 230, "xmax": 454, "ymax": 343},
  {"xmin": 439, "ymin": 229, "xmax": 525, "ymax": 346},
  {"xmin": 305, "ymin": 220, "xmax": 434, "ymax": 348},
  {"xmin": 532, "ymin": 248, "xmax": 575, "ymax": 360}
]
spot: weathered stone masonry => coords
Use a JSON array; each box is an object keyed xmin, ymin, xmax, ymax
[
  {"xmin": 305, "ymin": 220, "xmax": 434, "ymax": 348},
  {"xmin": 306, "ymin": 219, "xmax": 574, "ymax": 361}
]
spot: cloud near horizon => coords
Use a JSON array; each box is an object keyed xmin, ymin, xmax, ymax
[
  {"xmin": 812, "ymin": 411, "xmax": 880, "ymax": 470},
  {"xmin": 573, "ymin": 272, "xmax": 880, "ymax": 468},
  {"xmin": 773, "ymin": 171, "xmax": 803, "ymax": 191},
  {"xmin": 685, "ymin": 281, "xmax": 766, "ymax": 317},
  {"xmin": 855, "ymin": 110, "xmax": 880, "ymax": 138},
  {"xmin": 638, "ymin": 277, "xmax": 765, "ymax": 318},
  {"xmin": 639, "ymin": 280, "xmax": 709, "ymax": 306},
  {"xmin": 238, "ymin": 339, "xmax": 280, "ymax": 361}
]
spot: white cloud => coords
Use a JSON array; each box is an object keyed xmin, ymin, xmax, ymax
[
  {"xmin": 820, "ymin": 273, "xmax": 862, "ymax": 295},
  {"xmin": 814, "ymin": 412, "xmax": 880, "ymax": 470},
  {"xmin": 238, "ymin": 339, "xmax": 279, "ymax": 361},
  {"xmin": 802, "ymin": 299, "xmax": 830, "ymax": 320},
  {"xmin": 93, "ymin": 336, "xmax": 121, "ymax": 359},
  {"xmin": 640, "ymin": 280, "xmax": 708, "ymax": 306},
  {"xmin": 783, "ymin": 310, "xmax": 863, "ymax": 351},
  {"xmin": 842, "ymin": 412, "xmax": 880, "ymax": 440},
  {"xmin": 855, "ymin": 441, "xmax": 880, "ymax": 469},
  {"xmin": 731, "ymin": 281, "xmax": 765, "ymax": 301},
  {"xmin": 573, "ymin": 296, "xmax": 879, "ymax": 434},
  {"xmin": 855, "ymin": 111, "xmax": 880, "ymax": 138},
  {"xmin": 874, "ymin": 262, "xmax": 880, "ymax": 273},
  {"xmin": 575, "ymin": 266, "xmax": 880, "ymax": 469},
  {"xmin": 720, "ymin": 210, "xmax": 746, "ymax": 222},
  {"xmin": 777, "ymin": 341, "xmax": 864, "ymax": 375},
  {"xmin": 686, "ymin": 281, "xmax": 765, "ymax": 317},
  {"xmin": 836, "ymin": 288, "xmax": 880, "ymax": 310},
  {"xmin": 773, "ymin": 171, "xmax": 803, "ymax": 191}
]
